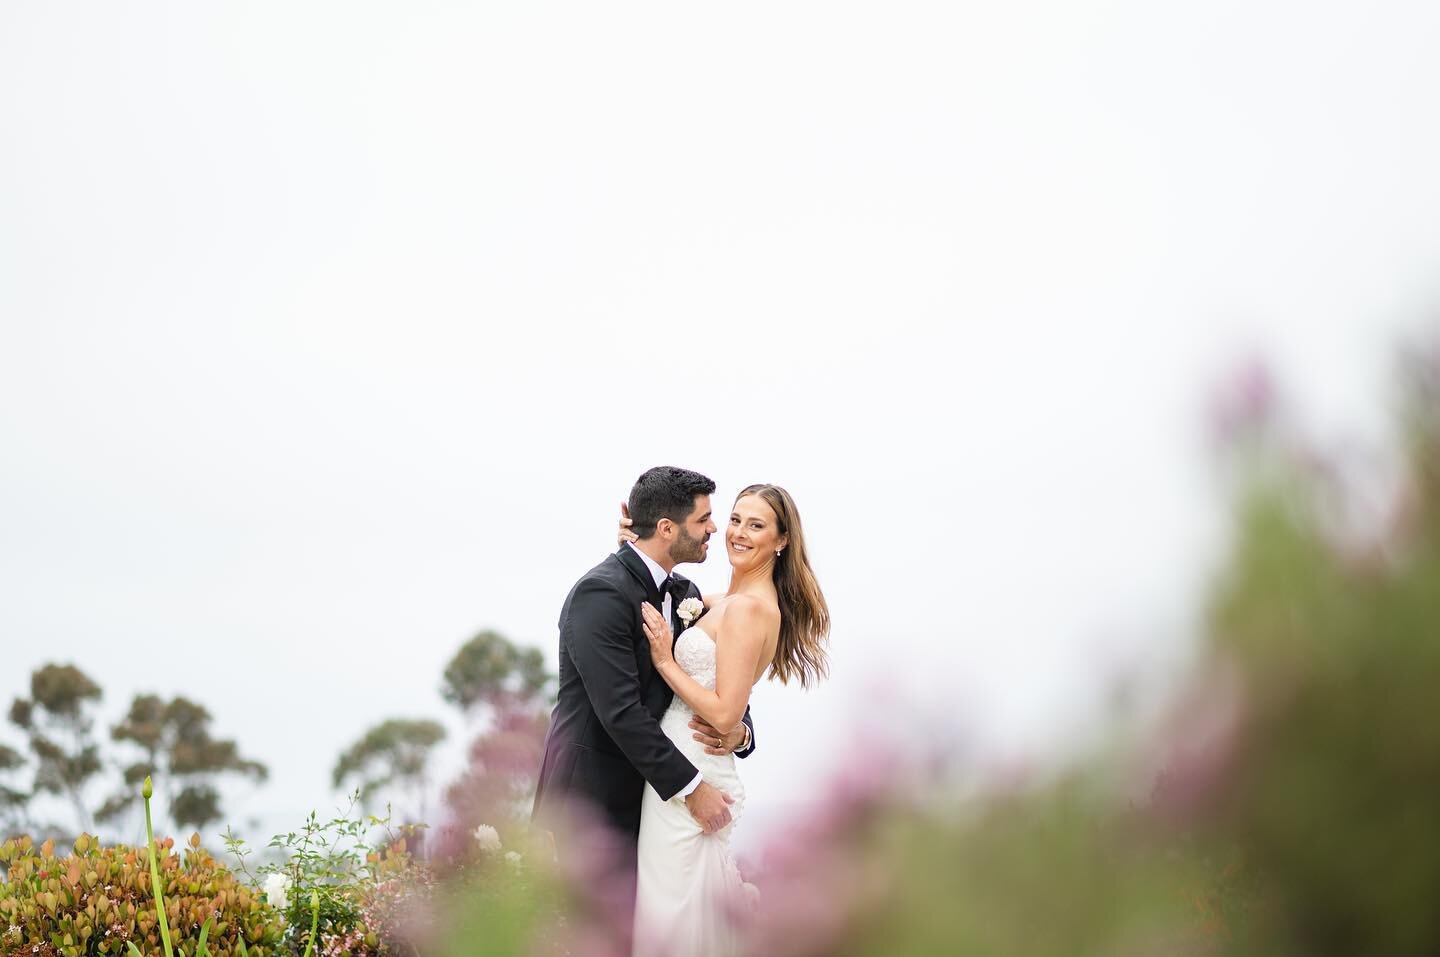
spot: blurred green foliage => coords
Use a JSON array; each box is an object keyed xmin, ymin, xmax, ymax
[
  {"xmin": 1189, "ymin": 360, "xmax": 1440, "ymax": 955},
  {"xmin": 759, "ymin": 353, "xmax": 1440, "ymax": 956},
  {"xmin": 430, "ymin": 864, "xmax": 565, "ymax": 957}
]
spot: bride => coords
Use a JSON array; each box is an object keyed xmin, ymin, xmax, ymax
[{"xmin": 623, "ymin": 483, "xmax": 830, "ymax": 957}]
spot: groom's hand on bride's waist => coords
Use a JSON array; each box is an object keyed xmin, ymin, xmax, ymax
[
  {"xmin": 684, "ymin": 781, "xmax": 735, "ymax": 834},
  {"xmin": 688, "ymin": 717, "xmax": 749, "ymax": 756}
]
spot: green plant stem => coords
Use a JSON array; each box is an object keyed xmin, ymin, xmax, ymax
[
  {"xmin": 143, "ymin": 777, "xmax": 176, "ymax": 957},
  {"xmin": 300, "ymin": 889, "xmax": 320, "ymax": 957}
]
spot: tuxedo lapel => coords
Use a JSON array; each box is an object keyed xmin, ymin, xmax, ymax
[
  {"xmin": 615, "ymin": 547, "xmax": 695, "ymax": 671},
  {"xmin": 614, "ymin": 545, "xmax": 664, "ymax": 611}
]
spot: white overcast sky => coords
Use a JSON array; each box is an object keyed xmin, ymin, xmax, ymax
[{"xmin": 3, "ymin": 1, "xmax": 1439, "ymax": 850}]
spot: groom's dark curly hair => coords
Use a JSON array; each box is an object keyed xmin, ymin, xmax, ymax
[{"xmin": 628, "ymin": 466, "xmax": 717, "ymax": 540}]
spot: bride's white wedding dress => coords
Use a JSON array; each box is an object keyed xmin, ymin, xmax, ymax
[{"xmin": 633, "ymin": 626, "xmax": 756, "ymax": 957}]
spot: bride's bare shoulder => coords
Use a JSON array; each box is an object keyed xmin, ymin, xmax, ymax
[{"xmin": 718, "ymin": 593, "xmax": 780, "ymax": 631}]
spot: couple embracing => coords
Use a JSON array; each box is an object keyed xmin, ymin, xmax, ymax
[{"xmin": 531, "ymin": 466, "xmax": 831, "ymax": 956}]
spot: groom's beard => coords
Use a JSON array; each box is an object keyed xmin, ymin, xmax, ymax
[{"xmin": 669, "ymin": 527, "xmax": 708, "ymax": 564}]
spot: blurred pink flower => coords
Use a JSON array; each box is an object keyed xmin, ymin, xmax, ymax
[
  {"xmin": 1209, "ymin": 358, "xmax": 1277, "ymax": 450},
  {"xmin": 1144, "ymin": 660, "xmax": 1246, "ymax": 825}
]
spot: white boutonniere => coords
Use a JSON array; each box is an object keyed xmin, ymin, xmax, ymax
[{"xmin": 677, "ymin": 597, "xmax": 704, "ymax": 626}]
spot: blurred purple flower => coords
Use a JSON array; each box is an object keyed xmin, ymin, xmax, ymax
[
  {"xmin": 1209, "ymin": 358, "xmax": 1276, "ymax": 450},
  {"xmin": 738, "ymin": 746, "xmax": 915, "ymax": 956},
  {"xmin": 1144, "ymin": 661, "xmax": 1246, "ymax": 825}
]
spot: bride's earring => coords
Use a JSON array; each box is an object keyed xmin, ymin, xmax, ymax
[{"xmin": 776, "ymin": 549, "xmax": 783, "ymax": 556}]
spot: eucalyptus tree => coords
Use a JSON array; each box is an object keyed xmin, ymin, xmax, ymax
[
  {"xmin": 332, "ymin": 718, "xmax": 448, "ymax": 822},
  {"xmin": 440, "ymin": 629, "xmax": 551, "ymax": 716},
  {"xmin": 437, "ymin": 629, "xmax": 555, "ymax": 837},
  {"xmin": 0, "ymin": 741, "xmax": 26, "ymax": 836},
  {"xmin": 96, "ymin": 693, "xmax": 268, "ymax": 834},
  {"xmin": 8, "ymin": 663, "xmax": 105, "ymax": 834}
]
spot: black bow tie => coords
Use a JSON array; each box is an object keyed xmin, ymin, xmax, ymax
[{"xmin": 660, "ymin": 575, "xmax": 688, "ymax": 604}]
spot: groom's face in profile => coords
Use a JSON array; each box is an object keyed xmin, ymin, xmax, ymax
[{"xmin": 667, "ymin": 494, "xmax": 715, "ymax": 565}]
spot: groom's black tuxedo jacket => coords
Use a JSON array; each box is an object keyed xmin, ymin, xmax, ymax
[{"xmin": 532, "ymin": 545, "xmax": 755, "ymax": 839}]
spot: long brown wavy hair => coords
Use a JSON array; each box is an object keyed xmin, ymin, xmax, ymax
[{"xmin": 736, "ymin": 484, "xmax": 830, "ymax": 688}]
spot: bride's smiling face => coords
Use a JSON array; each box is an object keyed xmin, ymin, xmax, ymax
[{"xmin": 726, "ymin": 494, "xmax": 787, "ymax": 570}]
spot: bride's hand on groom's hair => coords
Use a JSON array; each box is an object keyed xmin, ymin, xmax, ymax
[
  {"xmin": 617, "ymin": 502, "xmax": 638, "ymax": 545},
  {"xmin": 640, "ymin": 603, "xmax": 674, "ymax": 668}
]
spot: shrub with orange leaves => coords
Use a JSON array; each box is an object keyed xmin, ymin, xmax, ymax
[{"xmin": 0, "ymin": 831, "xmax": 284, "ymax": 957}]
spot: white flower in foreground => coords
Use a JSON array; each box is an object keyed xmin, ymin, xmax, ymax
[
  {"xmin": 504, "ymin": 851, "xmax": 522, "ymax": 866},
  {"xmin": 472, "ymin": 824, "xmax": 502, "ymax": 853},
  {"xmin": 263, "ymin": 872, "xmax": 292, "ymax": 911},
  {"xmin": 741, "ymin": 880, "xmax": 760, "ymax": 910},
  {"xmin": 677, "ymin": 597, "xmax": 704, "ymax": 626}
]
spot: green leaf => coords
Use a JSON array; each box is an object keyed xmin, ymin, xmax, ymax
[{"xmin": 196, "ymin": 916, "xmax": 212, "ymax": 957}]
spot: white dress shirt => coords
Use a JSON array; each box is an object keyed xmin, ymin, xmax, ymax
[{"xmin": 626, "ymin": 542, "xmax": 704, "ymax": 798}]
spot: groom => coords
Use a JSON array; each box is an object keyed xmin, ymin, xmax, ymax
[{"xmin": 532, "ymin": 466, "xmax": 755, "ymax": 877}]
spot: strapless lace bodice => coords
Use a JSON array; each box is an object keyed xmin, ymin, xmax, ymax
[{"xmin": 668, "ymin": 626, "xmax": 718, "ymax": 708}]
